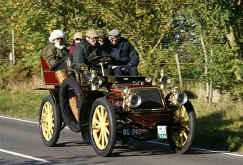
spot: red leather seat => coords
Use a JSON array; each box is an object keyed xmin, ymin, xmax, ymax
[{"xmin": 40, "ymin": 56, "xmax": 59, "ymax": 85}]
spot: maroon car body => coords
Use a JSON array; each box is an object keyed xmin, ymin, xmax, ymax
[{"xmin": 38, "ymin": 55, "xmax": 196, "ymax": 157}]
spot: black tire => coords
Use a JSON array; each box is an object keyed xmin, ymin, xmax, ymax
[
  {"xmin": 116, "ymin": 135, "xmax": 129, "ymax": 145},
  {"xmin": 59, "ymin": 78, "xmax": 85, "ymax": 132},
  {"xmin": 81, "ymin": 126, "xmax": 90, "ymax": 144},
  {"xmin": 168, "ymin": 101, "xmax": 196, "ymax": 154},
  {"xmin": 39, "ymin": 95, "xmax": 61, "ymax": 147},
  {"xmin": 89, "ymin": 97, "xmax": 116, "ymax": 156}
]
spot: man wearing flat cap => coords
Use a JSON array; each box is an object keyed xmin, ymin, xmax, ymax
[
  {"xmin": 108, "ymin": 29, "xmax": 139, "ymax": 76},
  {"xmin": 72, "ymin": 29, "xmax": 100, "ymax": 70}
]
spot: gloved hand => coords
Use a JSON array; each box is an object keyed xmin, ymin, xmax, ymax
[
  {"xmin": 120, "ymin": 64, "xmax": 131, "ymax": 72},
  {"xmin": 79, "ymin": 63, "xmax": 88, "ymax": 71},
  {"xmin": 66, "ymin": 57, "xmax": 72, "ymax": 68}
]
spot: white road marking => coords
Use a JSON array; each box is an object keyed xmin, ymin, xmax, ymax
[
  {"xmin": 1, "ymin": 115, "xmax": 243, "ymax": 158},
  {"xmin": 193, "ymin": 147, "xmax": 243, "ymax": 158},
  {"xmin": 0, "ymin": 116, "xmax": 38, "ymax": 124},
  {"xmin": 0, "ymin": 116, "xmax": 49, "ymax": 162},
  {"xmin": 0, "ymin": 115, "xmax": 70, "ymax": 130},
  {"xmin": 147, "ymin": 141, "xmax": 243, "ymax": 158},
  {"xmin": 0, "ymin": 148, "xmax": 49, "ymax": 163}
]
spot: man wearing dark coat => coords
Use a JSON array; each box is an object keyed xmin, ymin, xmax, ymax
[
  {"xmin": 107, "ymin": 29, "xmax": 139, "ymax": 76},
  {"xmin": 71, "ymin": 29, "xmax": 100, "ymax": 70}
]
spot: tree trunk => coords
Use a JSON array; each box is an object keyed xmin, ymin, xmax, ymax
[
  {"xmin": 200, "ymin": 33, "xmax": 209, "ymax": 102},
  {"xmin": 175, "ymin": 53, "xmax": 183, "ymax": 89},
  {"xmin": 12, "ymin": 29, "xmax": 15, "ymax": 65},
  {"xmin": 226, "ymin": 26, "xmax": 238, "ymax": 49},
  {"xmin": 209, "ymin": 49, "xmax": 213, "ymax": 104}
]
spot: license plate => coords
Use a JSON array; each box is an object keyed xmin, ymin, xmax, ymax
[
  {"xmin": 123, "ymin": 128, "xmax": 147, "ymax": 136},
  {"xmin": 157, "ymin": 126, "xmax": 167, "ymax": 139}
]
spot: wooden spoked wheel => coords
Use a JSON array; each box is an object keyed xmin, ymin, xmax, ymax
[
  {"xmin": 39, "ymin": 96, "xmax": 61, "ymax": 146},
  {"xmin": 89, "ymin": 97, "xmax": 116, "ymax": 156},
  {"xmin": 41, "ymin": 101, "xmax": 55, "ymax": 141},
  {"xmin": 92, "ymin": 105, "xmax": 110, "ymax": 150},
  {"xmin": 168, "ymin": 101, "xmax": 196, "ymax": 153}
]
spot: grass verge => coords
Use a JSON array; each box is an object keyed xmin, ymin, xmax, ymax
[
  {"xmin": 0, "ymin": 88, "xmax": 47, "ymax": 121},
  {"xmin": 192, "ymin": 100, "xmax": 243, "ymax": 152}
]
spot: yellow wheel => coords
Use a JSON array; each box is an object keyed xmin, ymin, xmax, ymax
[
  {"xmin": 41, "ymin": 101, "xmax": 54, "ymax": 141},
  {"xmin": 90, "ymin": 97, "xmax": 116, "ymax": 157},
  {"xmin": 168, "ymin": 101, "xmax": 196, "ymax": 153},
  {"xmin": 39, "ymin": 96, "xmax": 61, "ymax": 146}
]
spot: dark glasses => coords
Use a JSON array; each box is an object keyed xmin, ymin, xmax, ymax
[
  {"xmin": 75, "ymin": 38, "xmax": 82, "ymax": 41},
  {"xmin": 56, "ymin": 38, "xmax": 63, "ymax": 41},
  {"xmin": 88, "ymin": 37, "xmax": 98, "ymax": 41},
  {"xmin": 98, "ymin": 38, "xmax": 104, "ymax": 42}
]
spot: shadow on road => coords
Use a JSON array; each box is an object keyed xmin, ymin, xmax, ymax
[
  {"xmin": 111, "ymin": 139, "xmax": 172, "ymax": 157},
  {"xmin": 55, "ymin": 141, "xmax": 90, "ymax": 147},
  {"xmin": 111, "ymin": 139, "xmax": 231, "ymax": 157}
]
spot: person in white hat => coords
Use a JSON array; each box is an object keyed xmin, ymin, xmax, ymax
[
  {"xmin": 42, "ymin": 29, "xmax": 69, "ymax": 71},
  {"xmin": 72, "ymin": 29, "xmax": 100, "ymax": 70},
  {"xmin": 108, "ymin": 29, "xmax": 139, "ymax": 76}
]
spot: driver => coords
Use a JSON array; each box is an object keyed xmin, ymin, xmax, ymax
[
  {"xmin": 71, "ymin": 29, "xmax": 100, "ymax": 70},
  {"xmin": 107, "ymin": 29, "xmax": 139, "ymax": 76}
]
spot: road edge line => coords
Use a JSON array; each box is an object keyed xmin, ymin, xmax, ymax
[
  {"xmin": 0, "ymin": 148, "xmax": 49, "ymax": 163},
  {"xmin": 0, "ymin": 116, "xmax": 38, "ymax": 124},
  {"xmin": 147, "ymin": 141, "xmax": 243, "ymax": 158}
]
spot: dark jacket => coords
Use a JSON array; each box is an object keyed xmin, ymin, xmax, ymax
[
  {"xmin": 42, "ymin": 42, "xmax": 69, "ymax": 71},
  {"xmin": 98, "ymin": 38, "xmax": 111, "ymax": 57},
  {"xmin": 108, "ymin": 37, "xmax": 139, "ymax": 67},
  {"xmin": 72, "ymin": 39, "xmax": 100, "ymax": 70}
]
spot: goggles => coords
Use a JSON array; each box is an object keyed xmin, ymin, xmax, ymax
[
  {"xmin": 56, "ymin": 38, "xmax": 63, "ymax": 41},
  {"xmin": 109, "ymin": 36, "xmax": 119, "ymax": 41},
  {"xmin": 88, "ymin": 37, "xmax": 98, "ymax": 41}
]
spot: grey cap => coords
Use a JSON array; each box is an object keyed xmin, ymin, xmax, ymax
[{"xmin": 109, "ymin": 29, "xmax": 120, "ymax": 37}]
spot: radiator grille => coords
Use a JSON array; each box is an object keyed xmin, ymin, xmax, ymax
[{"xmin": 135, "ymin": 88, "xmax": 163, "ymax": 109}]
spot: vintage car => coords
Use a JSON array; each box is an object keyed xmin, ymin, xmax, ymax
[{"xmin": 38, "ymin": 55, "xmax": 196, "ymax": 157}]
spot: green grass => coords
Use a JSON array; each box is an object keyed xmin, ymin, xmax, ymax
[
  {"xmin": 0, "ymin": 89, "xmax": 47, "ymax": 120},
  {"xmin": 192, "ymin": 100, "xmax": 243, "ymax": 152}
]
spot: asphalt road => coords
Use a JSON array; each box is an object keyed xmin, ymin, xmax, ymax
[{"xmin": 0, "ymin": 116, "xmax": 243, "ymax": 165}]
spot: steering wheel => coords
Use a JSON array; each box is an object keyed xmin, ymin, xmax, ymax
[{"xmin": 88, "ymin": 55, "xmax": 112, "ymax": 67}]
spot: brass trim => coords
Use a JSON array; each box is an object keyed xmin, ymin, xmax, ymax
[
  {"xmin": 128, "ymin": 108, "xmax": 165, "ymax": 113},
  {"xmin": 124, "ymin": 87, "xmax": 166, "ymax": 111},
  {"xmin": 55, "ymin": 69, "xmax": 67, "ymax": 85}
]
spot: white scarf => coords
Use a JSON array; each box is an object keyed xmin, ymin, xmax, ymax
[{"xmin": 54, "ymin": 40, "xmax": 65, "ymax": 49}]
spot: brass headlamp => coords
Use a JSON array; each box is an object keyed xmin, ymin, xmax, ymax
[
  {"xmin": 122, "ymin": 88, "xmax": 142, "ymax": 110},
  {"xmin": 89, "ymin": 70, "xmax": 103, "ymax": 90}
]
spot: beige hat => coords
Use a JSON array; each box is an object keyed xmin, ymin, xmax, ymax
[
  {"xmin": 86, "ymin": 29, "xmax": 98, "ymax": 38},
  {"xmin": 97, "ymin": 30, "xmax": 105, "ymax": 38},
  {"xmin": 74, "ymin": 32, "xmax": 82, "ymax": 39}
]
